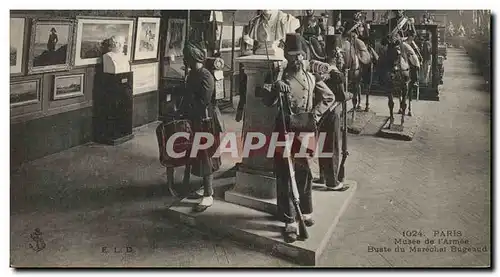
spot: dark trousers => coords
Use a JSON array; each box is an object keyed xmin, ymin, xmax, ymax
[
  {"xmin": 410, "ymin": 65, "xmax": 419, "ymax": 86},
  {"xmin": 275, "ymin": 155, "xmax": 313, "ymax": 224},
  {"xmin": 318, "ymin": 106, "xmax": 342, "ymax": 187}
]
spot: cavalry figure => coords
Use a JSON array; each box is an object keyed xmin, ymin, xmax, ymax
[
  {"xmin": 296, "ymin": 10, "xmax": 327, "ymax": 61},
  {"xmin": 340, "ymin": 12, "xmax": 378, "ymax": 121},
  {"xmin": 379, "ymin": 10, "xmax": 421, "ymax": 128}
]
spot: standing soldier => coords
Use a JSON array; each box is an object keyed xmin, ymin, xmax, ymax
[
  {"xmin": 313, "ymin": 34, "xmax": 351, "ymax": 190},
  {"xmin": 262, "ymin": 33, "xmax": 336, "ymax": 243}
]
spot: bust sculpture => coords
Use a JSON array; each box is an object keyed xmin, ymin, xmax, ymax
[
  {"xmin": 243, "ymin": 10, "xmax": 301, "ymax": 57},
  {"xmin": 103, "ymin": 36, "xmax": 130, "ymax": 74}
]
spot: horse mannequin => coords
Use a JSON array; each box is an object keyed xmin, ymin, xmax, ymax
[
  {"xmin": 341, "ymin": 19, "xmax": 376, "ymax": 122},
  {"xmin": 382, "ymin": 37, "xmax": 415, "ymax": 129}
]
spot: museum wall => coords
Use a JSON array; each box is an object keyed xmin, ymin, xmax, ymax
[{"xmin": 10, "ymin": 10, "xmax": 161, "ymax": 168}]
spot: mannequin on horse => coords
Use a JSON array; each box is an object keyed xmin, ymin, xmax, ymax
[
  {"xmin": 379, "ymin": 10, "xmax": 422, "ymax": 128},
  {"xmin": 340, "ymin": 12, "xmax": 379, "ymax": 121},
  {"xmin": 296, "ymin": 10, "xmax": 329, "ymax": 61}
]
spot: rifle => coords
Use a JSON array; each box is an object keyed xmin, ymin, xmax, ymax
[
  {"xmin": 338, "ymin": 69, "xmax": 349, "ymax": 183},
  {"xmin": 264, "ymin": 40, "xmax": 308, "ymax": 240},
  {"xmin": 277, "ymin": 89, "xmax": 309, "ymax": 240}
]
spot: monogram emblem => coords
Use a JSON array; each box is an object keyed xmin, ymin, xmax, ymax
[{"xmin": 29, "ymin": 228, "xmax": 46, "ymax": 252}]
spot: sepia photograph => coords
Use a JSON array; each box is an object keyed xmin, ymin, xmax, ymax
[
  {"xmin": 10, "ymin": 17, "xmax": 25, "ymax": 75},
  {"xmin": 134, "ymin": 17, "xmax": 161, "ymax": 61},
  {"xmin": 74, "ymin": 18, "xmax": 134, "ymax": 66},
  {"xmin": 53, "ymin": 74, "xmax": 85, "ymax": 100},
  {"xmin": 28, "ymin": 20, "xmax": 74, "ymax": 74},
  {"xmin": 165, "ymin": 18, "xmax": 186, "ymax": 58},
  {"xmin": 10, "ymin": 79, "xmax": 40, "ymax": 107},
  {"xmin": 8, "ymin": 9, "xmax": 492, "ymax": 269}
]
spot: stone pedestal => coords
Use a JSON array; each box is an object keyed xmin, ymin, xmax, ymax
[{"xmin": 224, "ymin": 54, "xmax": 286, "ymax": 214}]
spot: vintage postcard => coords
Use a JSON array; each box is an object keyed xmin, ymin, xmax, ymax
[{"xmin": 8, "ymin": 9, "xmax": 492, "ymax": 269}]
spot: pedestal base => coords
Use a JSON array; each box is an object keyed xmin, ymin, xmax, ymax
[
  {"xmin": 418, "ymin": 87, "xmax": 440, "ymax": 101},
  {"xmin": 225, "ymin": 169, "xmax": 277, "ymax": 214},
  {"xmin": 94, "ymin": 134, "xmax": 134, "ymax": 146},
  {"xmin": 347, "ymin": 110, "xmax": 376, "ymax": 134},
  {"xmin": 377, "ymin": 116, "xmax": 421, "ymax": 141},
  {"xmin": 165, "ymin": 180, "xmax": 357, "ymax": 266}
]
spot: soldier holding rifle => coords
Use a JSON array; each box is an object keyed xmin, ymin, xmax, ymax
[
  {"xmin": 314, "ymin": 34, "xmax": 352, "ymax": 191},
  {"xmin": 262, "ymin": 34, "xmax": 337, "ymax": 243}
]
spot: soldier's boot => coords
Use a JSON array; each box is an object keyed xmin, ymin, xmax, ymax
[
  {"xmin": 194, "ymin": 196, "xmax": 213, "ymax": 212},
  {"xmin": 193, "ymin": 175, "xmax": 214, "ymax": 212},
  {"xmin": 284, "ymin": 222, "xmax": 299, "ymax": 243},
  {"xmin": 303, "ymin": 213, "xmax": 315, "ymax": 227}
]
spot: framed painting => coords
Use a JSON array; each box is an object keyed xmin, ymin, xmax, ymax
[
  {"xmin": 10, "ymin": 79, "xmax": 40, "ymax": 107},
  {"xmin": 53, "ymin": 74, "xmax": 85, "ymax": 100},
  {"xmin": 10, "ymin": 17, "xmax": 26, "ymax": 75},
  {"xmin": 131, "ymin": 62, "xmax": 158, "ymax": 95},
  {"xmin": 134, "ymin": 17, "xmax": 161, "ymax": 61},
  {"xmin": 220, "ymin": 25, "xmax": 243, "ymax": 51},
  {"xmin": 165, "ymin": 18, "xmax": 186, "ymax": 58},
  {"xmin": 28, "ymin": 19, "xmax": 74, "ymax": 74},
  {"xmin": 74, "ymin": 18, "xmax": 134, "ymax": 66}
]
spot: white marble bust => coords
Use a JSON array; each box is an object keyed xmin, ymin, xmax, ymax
[
  {"xmin": 243, "ymin": 10, "xmax": 301, "ymax": 57},
  {"xmin": 103, "ymin": 36, "xmax": 130, "ymax": 74}
]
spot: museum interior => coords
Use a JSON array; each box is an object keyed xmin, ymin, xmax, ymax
[
  {"xmin": 9, "ymin": 9, "xmax": 488, "ymax": 267},
  {"xmin": 10, "ymin": 9, "xmax": 469, "ymax": 166}
]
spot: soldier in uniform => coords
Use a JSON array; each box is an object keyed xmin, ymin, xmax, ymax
[
  {"xmin": 262, "ymin": 33, "xmax": 336, "ymax": 243},
  {"xmin": 343, "ymin": 17, "xmax": 372, "ymax": 66},
  {"xmin": 406, "ymin": 28, "xmax": 422, "ymax": 102},
  {"xmin": 297, "ymin": 10, "xmax": 322, "ymax": 41},
  {"xmin": 383, "ymin": 10, "xmax": 421, "ymax": 89},
  {"xmin": 313, "ymin": 34, "xmax": 351, "ymax": 190}
]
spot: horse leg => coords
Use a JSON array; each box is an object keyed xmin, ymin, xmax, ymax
[
  {"xmin": 356, "ymin": 81, "xmax": 363, "ymax": 111},
  {"xmin": 398, "ymin": 93, "xmax": 403, "ymax": 114},
  {"xmin": 351, "ymin": 81, "xmax": 357, "ymax": 121},
  {"xmin": 408, "ymin": 82, "xmax": 413, "ymax": 117},
  {"xmin": 400, "ymin": 82, "xmax": 408, "ymax": 127},
  {"xmin": 388, "ymin": 91, "xmax": 395, "ymax": 129},
  {"xmin": 365, "ymin": 64, "xmax": 373, "ymax": 112}
]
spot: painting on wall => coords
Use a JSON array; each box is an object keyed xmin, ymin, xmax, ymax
[
  {"xmin": 28, "ymin": 19, "xmax": 74, "ymax": 74},
  {"xmin": 131, "ymin": 62, "xmax": 158, "ymax": 95},
  {"xmin": 10, "ymin": 18, "xmax": 26, "ymax": 75},
  {"xmin": 10, "ymin": 79, "xmax": 40, "ymax": 107},
  {"xmin": 134, "ymin": 17, "xmax": 161, "ymax": 61},
  {"xmin": 53, "ymin": 74, "xmax": 85, "ymax": 100},
  {"xmin": 165, "ymin": 18, "xmax": 186, "ymax": 58},
  {"xmin": 220, "ymin": 25, "xmax": 243, "ymax": 51},
  {"xmin": 74, "ymin": 18, "xmax": 134, "ymax": 66}
]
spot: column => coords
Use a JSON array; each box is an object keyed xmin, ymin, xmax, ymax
[{"xmin": 224, "ymin": 54, "xmax": 285, "ymax": 214}]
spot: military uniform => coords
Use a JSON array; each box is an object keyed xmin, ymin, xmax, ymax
[
  {"xmin": 385, "ymin": 12, "xmax": 421, "ymax": 92},
  {"xmin": 316, "ymin": 35, "xmax": 349, "ymax": 189},
  {"xmin": 262, "ymin": 34, "xmax": 336, "ymax": 242},
  {"xmin": 343, "ymin": 19, "xmax": 372, "ymax": 66}
]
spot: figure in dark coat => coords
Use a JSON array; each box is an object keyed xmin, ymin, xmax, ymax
[
  {"xmin": 47, "ymin": 28, "xmax": 58, "ymax": 52},
  {"xmin": 181, "ymin": 41, "xmax": 225, "ymax": 212},
  {"xmin": 314, "ymin": 34, "xmax": 350, "ymax": 190}
]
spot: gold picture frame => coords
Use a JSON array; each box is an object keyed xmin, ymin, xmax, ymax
[{"xmin": 27, "ymin": 19, "xmax": 75, "ymax": 74}]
